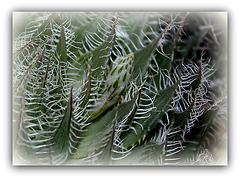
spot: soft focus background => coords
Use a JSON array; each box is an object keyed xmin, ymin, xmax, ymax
[{"xmin": 1, "ymin": 0, "xmax": 238, "ymax": 179}]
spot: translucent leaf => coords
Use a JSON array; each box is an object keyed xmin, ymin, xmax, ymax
[{"xmin": 88, "ymin": 53, "xmax": 134, "ymax": 121}]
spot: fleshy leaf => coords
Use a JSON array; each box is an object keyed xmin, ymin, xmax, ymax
[
  {"xmin": 133, "ymin": 22, "xmax": 172, "ymax": 83},
  {"xmin": 121, "ymin": 12, "xmax": 149, "ymax": 51},
  {"xmin": 57, "ymin": 23, "xmax": 68, "ymax": 63},
  {"xmin": 72, "ymin": 13, "xmax": 112, "ymax": 55},
  {"xmin": 88, "ymin": 53, "xmax": 134, "ymax": 121},
  {"xmin": 73, "ymin": 15, "xmax": 117, "ymax": 80},
  {"xmin": 51, "ymin": 86, "xmax": 73, "ymax": 158},
  {"xmin": 72, "ymin": 95, "xmax": 138, "ymax": 159},
  {"xmin": 114, "ymin": 142, "xmax": 164, "ymax": 165},
  {"xmin": 122, "ymin": 83, "xmax": 178, "ymax": 148},
  {"xmin": 72, "ymin": 108, "xmax": 116, "ymax": 159},
  {"xmin": 177, "ymin": 108, "xmax": 219, "ymax": 162}
]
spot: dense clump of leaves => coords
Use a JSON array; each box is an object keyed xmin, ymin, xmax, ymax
[{"xmin": 12, "ymin": 12, "xmax": 227, "ymax": 165}]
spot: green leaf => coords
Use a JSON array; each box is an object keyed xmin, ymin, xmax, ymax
[
  {"xmin": 90, "ymin": 20, "xmax": 117, "ymax": 79},
  {"xmin": 51, "ymin": 86, "xmax": 73, "ymax": 156},
  {"xmin": 72, "ymin": 96, "xmax": 138, "ymax": 159},
  {"xmin": 80, "ymin": 64, "xmax": 92, "ymax": 108},
  {"xmin": 156, "ymin": 12, "xmax": 189, "ymax": 71},
  {"xmin": 177, "ymin": 108, "xmax": 219, "ymax": 162},
  {"xmin": 13, "ymin": 13, "xmax": 55, "ymax": 58},
  {"xmin": 71, "ymin": 13, "xmax": 112, "ymax": 55},
  {"xmin": 88, "ymin": 53, "xmax": 134, "ymax": 121},
  {"xmin": 122, "ymin": 83, "xmax": 178, "ymax": 148},
  {"xmin": 133, "ymin": 22, "xmax": 172, "ymax": 84},
  {"xmin": 96, "ymin": 118, "xmax": 117, "ymax": 164},
  {"xmin": 173, "ymin": 91, "xmax": 200, "ymax": 133},
  {"xmin": 178, "ymin": 22, "xmax": 211, "ymax": 61},
  {"xmin": 72, "ymin": 108, "xmax": 116, "ymax": 159},
  {"xmin": 114, "ymin": 142, "xmax": 164, "ymax": 165},
  {"xmin": 57, "ymin": 24, "xmax": 68, "ymax": 63},
  {"xmin": 73, "ymin": 16, "xmax": 117, "ymax": 80},
  {"xmin": 122, "ymin": 12, "xmax": 149, "ymax": 50}
]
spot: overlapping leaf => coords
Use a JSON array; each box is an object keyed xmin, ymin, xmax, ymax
[{"xmin": 13, "ymin": 12, "xmax": 227, "ymax": 165}]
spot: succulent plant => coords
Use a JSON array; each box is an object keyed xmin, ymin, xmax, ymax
[{"xmin": 12, "ymin": 12, "xmax": 227, "ymax": 165}]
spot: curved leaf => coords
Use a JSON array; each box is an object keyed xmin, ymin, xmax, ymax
[
  {"xmin": 88, "ymin": 53, "xmax": 134, "ymax": 121},
  {"xmin": 122, "ymin": 83, "xmax": 178, "ymax": 148},
  {"xmin": 72, "ymin": 95, "xmax": 138, "ymax": 159},
  {"xmin": 51, "ymin": 86, "xmax": 73, "ymax": 159},
  {"xmin": 133, "ymin": 21, "xmax": 172, "ymax": 83}
]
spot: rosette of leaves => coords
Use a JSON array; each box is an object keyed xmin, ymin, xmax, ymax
[{"xmin": 12, "ymin": 12, "xmax": 227, "ymax": 165}]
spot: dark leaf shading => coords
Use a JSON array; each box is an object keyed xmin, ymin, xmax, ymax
[{"xmin": 122, "ymin": 83, "xmax": 178, "ymax": 148}]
